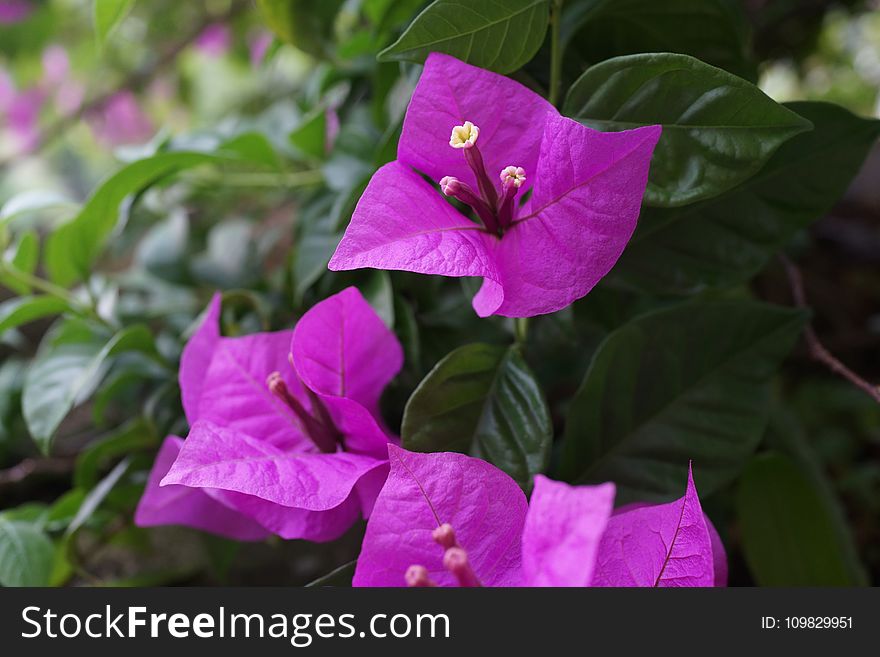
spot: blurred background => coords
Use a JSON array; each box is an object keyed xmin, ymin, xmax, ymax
[{"xmin": 1, "ymin": 0, "xmax": 878, "ymax": 586}]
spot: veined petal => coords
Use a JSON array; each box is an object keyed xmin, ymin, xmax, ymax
[
  {"xmin": 329, "ymin": 161, "xmax": 500, "ymax": 287},
  {"xmin": 205, "ymin": 488, "xmax": 363, "ymax": 542},
  {"xmin": 398, "ymin": 53, "xmax": 553, "ymax": 193},
  {"xmin": 180, "ymin": 295, "xmax": 309, "ymax": 451},
  {"xmin": 134, "ymin": 436, "xmax": 269, "ymax": 541},
  {"xmin": 493, "ymin": 116, "xmax": 661, "ymax": 317},
  {"xmin": 161, "ymin": 421, "xmax": 386, "ymax": 512},
  {"xmin": 592, "ymin": 465, "xmax": 716, "ymax": 587},
  {"xmin": 353, "ymin": 446, "xmax": 527, "ymax": 587},
  {"xmin": 292, "ymin": 286, "xmax": 403, "ymax": 415},
  {"xmin": 521, "ymin": 476, "xmax": 615, "ymax": 587}
]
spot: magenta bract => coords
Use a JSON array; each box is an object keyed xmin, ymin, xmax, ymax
[
  {"xmin": 135, "ymin": 287, "xmax": 403, "ymax": 542},
  {"xmin": 353, "ymin": 447, "xmax": 724, "ymax": 587},
  {"xmin": 329, "ymin": 53, "xmax": 661, "ymax": 318}
]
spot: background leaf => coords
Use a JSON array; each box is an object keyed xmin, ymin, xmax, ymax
[
  {"xmin": 379, "ymin": 0, "xmax": 550, "ymax": 74},
  {"xmin": 562, "ymin": 0, "xmax": 755, "ymax": 80},
  {"xmin": 559, "ymin": 300, "xmax": 807, "ymax": 502},
  {"xmin": 615, "ymin": 101, "xmax": 880, "ymax": 294},
  {"xmin": 402, "ymin": 343, "xmax": 551, "ymax": 488},
  {"xmin": 93, "ymin": 0, "xmax": 136, "ymax": 48},
  {"xmin": 564, "ymin": 53, "xmax": 812, "ymax": 206},
  {"xmin": 737, "ymin": 453, "xmax": 865, "ymax": 586},
  {"xmin": 0, "ymin": 517, "xmax": 55, "ymax": 587}
]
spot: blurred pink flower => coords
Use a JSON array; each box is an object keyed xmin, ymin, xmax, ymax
[
  {"xmin": 6, "ymin": 88, "xmax": 44, "ymax": 153},
  {"xmin": 0, "ymin": 66, "xmax": 13, "ymax": 113},
  {"xmin": 89, "ymin": 91, "xmax": 154, "ymax": 147},
  {"xmin": 0, "ymin": 0, "xmax": 32, "ymax": 24},
  {"xmin": 248, "ymin": 31, "xmax": 272, "ymax": 68},
  {"xmin": 195, "ymin": 23, "xmax": 231, "ymax": 57},
  {"xmin": 41, "ymin": 45, "xmax": 69, "ymax": 87}
]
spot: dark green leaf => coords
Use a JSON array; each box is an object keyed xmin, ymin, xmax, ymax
[
  {"xmin": 564, "ymin": 53, "xmax": 812, "ymax": 206},
  {"xmin": 23, "ymin": 324, "xmax": 158, "ymax": 453},
  {"xmin": 737, "ymin": 453, "xmax": 864, "ymax": 586},
  {"xmin": 67, "ymin": 457, "xmax": 132, "ymax": 535},
  {"xmin": 402, "ymin": 343, "xmax": 551, "ymax": 488},
  {"xmin": 559, "ymin": 300, "xmax": 807, "ymax": 502},
  {"xmin": 0, "ymin": 516, "xmax": 55, "ymax": 587},
  {"xmin": 615, "ymin": 101, "xmax": 880, "ymax": 294},
  {"xmin": 361, "ymin": 270, "xmax": 394, "ymax": 328},
  {"xmin": 289, "ymin": 110, "xmax": 328, "ymax": 161},
  {"xmin": 379, "ymin": 0, "xmax": 550, "ymax": 74},
  {"xmin": 563, "ymin": 0, "xmax": 755, "ymax": 80},
  {"xmin": 0, "ymin": 296, "xmax": 70, "ymax": 337},
  {"xmin": 75, "ymin": 419, "xmax": 158, "ymax": 489},
  {"xmin": 257, "ymin": 0, "xmax": 345, "ymax": 58}
]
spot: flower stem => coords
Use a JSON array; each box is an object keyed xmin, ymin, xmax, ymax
[
  {"xmin": 515, "ymin": 317, "xmax": 529, "ymax": 344},
  {"xmin": 548, "ymin": 0, "xmax": 564, "ymax": 107}
]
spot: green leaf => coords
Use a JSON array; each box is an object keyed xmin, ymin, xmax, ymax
[
  {"xmin": 402, "ymin": 343, "xmax": 551, "ymax": 488},
  {"xmin": 75, "ymin": 419, "xmax": 158, "ymax": 489},
  {"xmin": 256, "ymin": 0, "xmax": 345, "ymax": 58},
  {"xmin": 563, "ymin": 0, "xmax": 755, "ymax": 80},
  {"xmin": 564, "ymin": 53, "xmax": 812, "ymax": 207},
  {"xmin": 559, "ymin": 300, "xmax": 807, "ymax": 502},
  {"xmin": 1, "ymin": 230, "xmax": 39, "ymax": 295},
  {"xmin": 379, "ymin": 0, "xmax": 550, "ymax": 74},
  {"xmin": 361, "ymin": 270, "xmax": 394, "ymax": 328},
  {"xmin": 93, "ymin": 0, "xmax": 136, "ymax": 47},
  {"xmin": 0, "ymin": 296, "xmax": 70, "ymax": 337},
  {"xmin": 44, "ymin": 149, "xmax": 252, "ymax": 286},
  {"xmin": 615, "ymin": 102, "xmax": 880, "ymax": 294},
  {"xmin": 289, "ymin": 110, "xmax": 328, "ymax": 160},
  {"xmin": 0, "ymin": 516, "xmax": 55, "ymax": 587},
  {"xmin": 67, "ymin": 457, "xmax": 132, "ymax": 535},
  {"xmin": 737, "ymin": 453, "xmax": 863, "ymax": 586},
  {"xmin": 22, "ymin": 324, "xmax": 158, "ymax": 453}
]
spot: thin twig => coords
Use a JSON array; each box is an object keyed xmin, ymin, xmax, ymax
[
  {"xmin": 0, "ymin": 456, "xmax": 75, "ymax": 487},
  {"xmin": 780, "ymin": 254, "xmax": 880, "ymax": 403},
  {"xmin": 0, "ymin": 1, "xmax": 249, "ymax": 172}
]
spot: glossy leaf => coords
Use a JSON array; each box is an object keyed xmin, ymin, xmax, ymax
[
  {"xmin": 23, "ymin": 324, "xmax": 158, "ymax": 453},
  {"xmin": 563, "ymin": 0, "xmax": 755, "ymax": 80},
  {"xmin": 0, "ymin": 516, "xmax": 55, "ymax": 587},
  {"xmin": 402, "ymin": 343, "xmax": 551, "ymax": 488},
  {"xmin": 615, "ymin": 101, "xmax": 880, "ymax": 293},
  {"xmin": 737, "ymin": 453, "xmax": 863, "ymax": 586},
  {"xmin": 379, "ymin": 0, "xmax": 550, "ymax": 74},
  {"xmin": 564, "ymin": 53, "xmax": 812, "ymax": 206},
  {"xmin": 560, "ymin": 300, "xmax": 807, "ymax": 502}
]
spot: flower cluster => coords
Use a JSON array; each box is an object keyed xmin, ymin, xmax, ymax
[{"xmin": 136, "ymin": 54, "xmax": 720, "ymax": 587}]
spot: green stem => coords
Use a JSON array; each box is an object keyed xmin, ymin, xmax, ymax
[
  {"xmin": 515, "ymin": 317, "xmax": 530, "ymax": 344},
  {"xmin": 548, "ymin": 0, "xmax": 564, "ymax": 107},
  {"xmin": 0, "ymin": 263, "xmax": 109, "ymax": 326}
]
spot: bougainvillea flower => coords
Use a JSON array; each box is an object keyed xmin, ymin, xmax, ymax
[
  {"xmin": 0, "ymin": 0, "xmax": 32, "ymax": 24},
  {"xmin": 88, "ymin": 91, "xmax": 154, "ymax": 147},
  {"xmin": 353, "ymin": 447, "xmax": 724, "ymax": 587},
  {"xmin": 195, "ymin": 23, "xmax": 231, "ymax": 57},
  {"xmin": 329, "ymin": 53, "xmax": 661, "ymax": 318},
  {"xmin": 135, "ymin": 287, "xmax": 403, "ymax": 541}
]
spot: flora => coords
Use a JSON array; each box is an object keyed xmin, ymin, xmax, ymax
[
  {"xmin": 0, "ymin": 0, "xmax": 877, "ymax": 590},
  {"xmin": 136, "ymin": 287, "xmax": 402, "ymax": 541},
  {"xmin": 329, "ymin": 54, "xmax": 661, "ymax": 318},
  {"xmin": 353, "ymin": 446, "xmax": 723, "ymax": 587}
]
